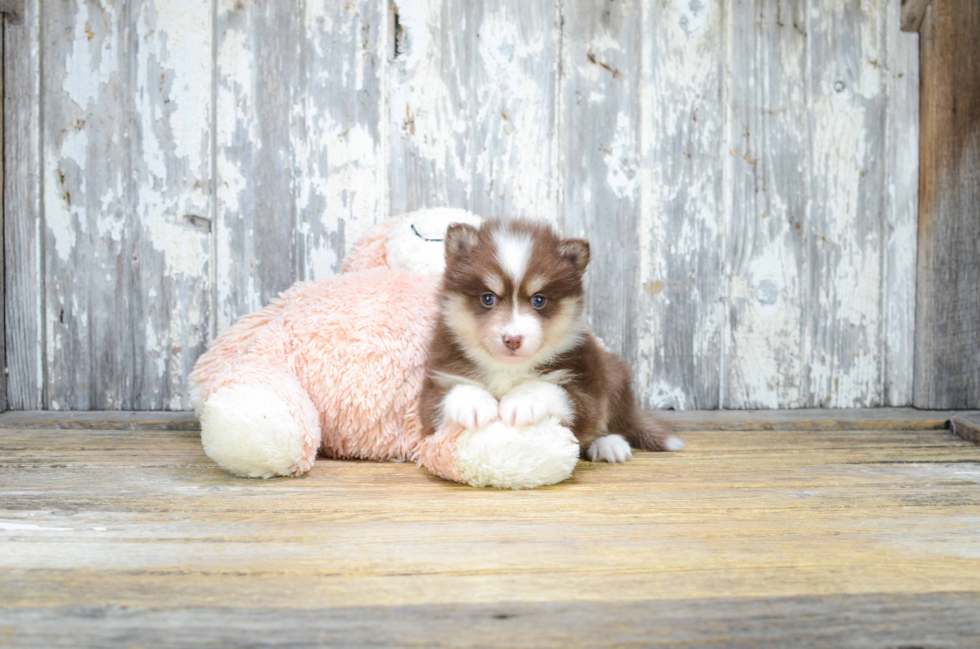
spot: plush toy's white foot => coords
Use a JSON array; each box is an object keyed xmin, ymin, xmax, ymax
[
  {"xmin": 201, "ymin": 384, "xmax": 315, "ymax": 479},
  {"xmin": 586, "ymin": 434, "xmax": 633, "ymax": 463},
  {"xmin": 454, "ymin": 417, "xmax": 580, "ymax": 489}
]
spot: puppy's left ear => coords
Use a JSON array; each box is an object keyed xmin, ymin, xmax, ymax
[
  {"xmin": 559, "ymin": 238, "xmax": 590, "ymax": 274},
  {"xmin": 445, "ymin": 222, "xmax": 480, "ymax": 260}
]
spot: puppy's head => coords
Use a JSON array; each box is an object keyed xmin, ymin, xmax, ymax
[{"xmin": 441, "ymin": 219, "xmax": 589, "ymax": 365}]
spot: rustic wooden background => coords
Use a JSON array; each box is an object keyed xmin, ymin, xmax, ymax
[{"xmin": 4, "ymin": 0, "xmax": 920, "ymax": 411}]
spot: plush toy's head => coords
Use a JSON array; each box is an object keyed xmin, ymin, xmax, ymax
[{"xmin": 342, "ymin": 208, "xmax": 483, "ymax": 278}]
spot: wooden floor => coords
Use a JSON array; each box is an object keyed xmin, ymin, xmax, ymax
[{"xmin": 2, "ymin": 409, "xmax": 980, "ymax": 647}]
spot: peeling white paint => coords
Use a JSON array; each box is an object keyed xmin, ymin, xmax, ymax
[
  {"xmin": 18, "ymin": 0, "xmax": 919, "ymax": 411},
  {"xmin": 45, "ymin": 131, "xmax": 85, "ymax": 262},
  {"xmin": 605, "ymin": 112, "xmax": 637, "ymax": 200},
  {"xmin": 62, "ymin": 2, "xmax": 119, "ymax": 111},
  {"xmin": 389, "ymin": 0, "xmax": 557, "ymax": 219}
]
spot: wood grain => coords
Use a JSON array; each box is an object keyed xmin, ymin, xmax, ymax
[
  {"xmin": 807, "ymin": 0, "xmax": 889, "ymax": 408},
  {"xmin": 951, "ymin": 413, "xmax": 980, "ymax": 446},
  {"xmin": 214, "ymin": 0, "xmax": 387, "ymax": 332},
  {"xmin": 387, "ymin": 0, "xmax": 559, "ymax": 220},
  {"xmin": 0, "ymin": 0, "xmax": 22, "ymax": 24},
  {"xmin": 3, "ymin": 592, "xmax": 980, "ymax": 648},
  {"xmin": 560, "ymin": 0, "xmax": 641, "ymax": 371},
  {"xmin": 2, "ymin": 413, "xmax": 980, "ymax": 645},
  {"xmin": 3, "ymin": 0, "xmax": 41, "ymax": 410},
  {"xmin": 901, "ymin": 0, "xmax": 931, "ymax": 33},
  {"xmin": 38, "ymin": 0, "xmax": 212, "ymax": 410},
  {"xmin": 633, "ymin": 0, "xmax": 725, "ymax": 410},
  {"xmin": 1, "ymin": 18, "xmax": 5, "ymax": 414},
  {"xmin": 657, "ymin": 406, "xmax": 967, "ymax": 431},
  {"xmin": 914, "ymin": 0, "xmax": 980, "ymax": 409},
  {"xmin": 725, "ymin": 0, "xmax": 808, "ymax": 409},
  {"xmin": 128, "ymin": 0, "xmax": 213, "ymax": 410},
  {"xmin": 6, "ymin": 407, "xmax": 972, "ymax": 432},
  {"xmin": 882, "ymin": 1, "xmax": 920, "ymax": 407},
  {"xmin": 0, "ymin": 410, "xmax": 198, "ymax": 430}
]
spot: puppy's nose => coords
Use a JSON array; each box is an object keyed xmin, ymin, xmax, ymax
[{"xmin": 503, "ymin": 334, "xmax": 523, "ymax": 351}]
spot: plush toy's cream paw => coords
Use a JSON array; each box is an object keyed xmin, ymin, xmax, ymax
[
  {"xmin": 586, "ymin": 434, "xmax": 633, "ymax": 463},
  {"xmin": 443, "ymin": 384, "xmax": 500, "ymax": 429},
  {"xmin": 201, "ymin": 384, "xmax": 316, "ymax": 479},
  {"xmin": 454, "ymin": 417, "xmax": 580, "ymax": 489},
  {"xmin": 498, "ymin": 381, "xmax": 572, "ymax": 427}
]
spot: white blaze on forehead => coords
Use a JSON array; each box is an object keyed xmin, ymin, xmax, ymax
[{"xmin": 493, "ymin": 230, "xmax": 533, "ymax": 284}]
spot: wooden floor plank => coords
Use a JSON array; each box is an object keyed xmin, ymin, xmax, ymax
[
  {"xmin": 2, "ymin": 413, "xmax": 980, "ymax": 645},
  {"xmin": 952, "ymin": 412, "xmax": 980, "ymax": 445},
  {"xmin": 3, "ymin": 592, "xmax": 979, "ymax": 648}
]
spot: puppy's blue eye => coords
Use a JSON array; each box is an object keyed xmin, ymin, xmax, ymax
[
  {"xmin": 481, "ymin": 293, "xmax": 497, "ymax": 307},
  {"xmin": 532, "ymin": 294, "xmax": 546, "ymax": 309}
]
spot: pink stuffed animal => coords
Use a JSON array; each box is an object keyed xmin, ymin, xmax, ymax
[{"xmin": 190, "ymin": 209, "xmax": 580, "ymax": 489}]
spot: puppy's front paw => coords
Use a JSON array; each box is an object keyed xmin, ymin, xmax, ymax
[
  {"xmin": 586, "ymin": 434, "xmax": 633, "ymax": 463},
  {"xmin": 499, "ymin": 381, "xmax": 573, "ymax": 427},
  {"xmin": 442, "ymin": 385, "xmax": 499, "ymax": 429}
]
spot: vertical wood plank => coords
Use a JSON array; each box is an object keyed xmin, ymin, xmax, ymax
[
  {"xmin": 914, "ymin": 0, "xmax": 980, "ymax": 408},
  {"xmin": 634, "ymin": 0, "xmax": 725, "ymax": 409},
  {"xmin": 42, "ymin": 0, "xmax": 127, "ymax": 409},
  {"xmin": 0, "ymin": 17, "xmax": 5, "ymax": 412},
  {"xmin": 805, "ymin": 0, "xmax": 888, "ymax": 407},
  {"xmin": 3, "ymin": 0, "xmax": 41, "ymax": 409},
  {"xmin": 293, "ymin": 0, "xmax": 387, "ymax": 282},
  {"xmin": 560, "ymin": 0, "xmax": 642, "ymax": 393},
  {"xmin": 130, "ymin": 0, "xmax": 213, "ymax": 409},
  {"xmin": 215, "ymin": 0, "xmax": 387, "ymax": 332},
  {"xmin": 387, "ymin": 0, "xmax": 559, "ymax": 220},
  {"xmin": 41, "ymin": 0, "xmax": 212, "ymax": 410},
  {"xmin": 214, "ymin": 1, "xmax": 298, "ymax": 329},
  {"xmin": 724, "ymin": 0, "xmax": 808, "ymax": 408},
  {"xmin": 882, "ymin": 2, "xmax": 918, "ymax": 406}
]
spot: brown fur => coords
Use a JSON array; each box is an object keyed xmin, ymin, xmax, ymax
[{"xmin": 420, "ymin": 218, "xmax": 676, "ymax": 457}]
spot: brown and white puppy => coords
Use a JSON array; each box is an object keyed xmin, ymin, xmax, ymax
[{"xmin": 419, "ymin": 218, "xmax": 683, "ymax": 462}]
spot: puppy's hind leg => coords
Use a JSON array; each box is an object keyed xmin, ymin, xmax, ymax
[
  {"xmin": 603, "ymin": 353, "xmax": 684, "ymax": 452},
  {"xmin": 630, "ymin": 411, "xmax": 685, "ymax": 452}
]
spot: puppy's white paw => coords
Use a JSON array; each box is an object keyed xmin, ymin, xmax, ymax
[
  {"xmin": 498, "ymin": 381, "xmax": 573, "ymax": 428},
  {"xmin": 586, "ymin": 434, "xmax": 633, "ymax": 463},
  {"xmin": 442, "ymin": 385, "xmax": 500, "ymax": 429},
  {"xmin": 664, "ymin": 435, "xmax": 685, "ymax": 452}
]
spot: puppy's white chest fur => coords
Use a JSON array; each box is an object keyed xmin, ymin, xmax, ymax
[{"xmin": 480, "ymin": 364, "xmax": 541, "ymax": 399}]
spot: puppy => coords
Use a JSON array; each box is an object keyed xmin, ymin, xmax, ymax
[{"xmin": 419, "ymin": 218, "xmax": 684, "ymax": 462}]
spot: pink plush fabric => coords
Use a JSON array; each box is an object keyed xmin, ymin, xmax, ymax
[
  {"xmin": 416, "ymin": 424, "xmax": 466, "ymax": 482},
  {"xmin": 191, "ymin": 266, "xmax": 440, "ymax": 464},
  {"xmin": 341, "ymin": 218, "xmax": 397, "ymax": 273}
]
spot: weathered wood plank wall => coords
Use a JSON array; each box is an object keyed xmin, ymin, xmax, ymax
[
  {"xmin": 4, "ymin": 0, "xmax": 41, "ymax": 410},
  {"xmin": 215, "ymin": 0, "xmax": 387, "ymax": 333},
  {"xmin": 4, "ymin": 0, "xmax": 920, "ymax": 411},
  {"xmin": 913, "ymin": 0, "xmax": 980, "ymax": 409},
  {"xmin": 0, "ymin": 16, "xmax": 5, "ymax": 413}
]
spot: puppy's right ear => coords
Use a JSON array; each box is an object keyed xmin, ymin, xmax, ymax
[{"xmin": 445, "ymin": 223, "xmax": 479, "ymax": 259}]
